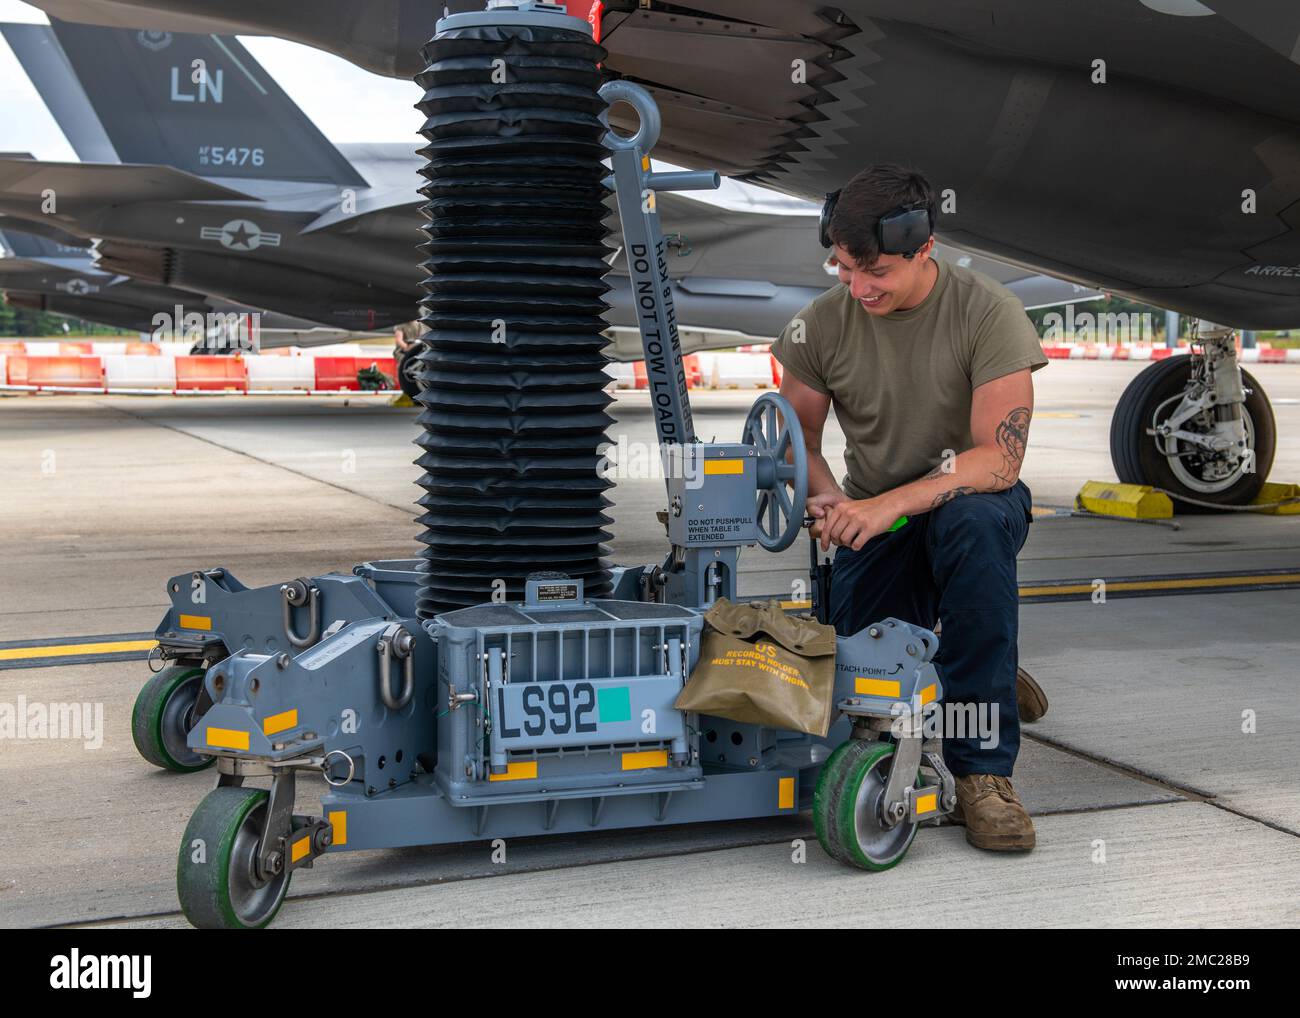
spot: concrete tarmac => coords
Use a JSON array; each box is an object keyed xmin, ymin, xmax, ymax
[{"xmin": 0, "ymin": 361, "xmax": 1297, "ymax": 928}]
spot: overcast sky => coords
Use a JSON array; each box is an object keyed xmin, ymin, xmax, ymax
[{"xmin": 0, "ymin": 0, "xmax": 813, "ymax": 214}]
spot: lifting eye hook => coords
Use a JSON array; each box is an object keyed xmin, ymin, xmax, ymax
[
  {"xmin": 377, "ymin": 623, "xmax": 415, "ymax": 711},
  {"xmin": 281, "ymin": 579, "xmax": 321, "ymax": 649}
]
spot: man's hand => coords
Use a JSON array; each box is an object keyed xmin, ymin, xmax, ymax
[
  {"xmin": 819, "ymin": 496, "xmax": 900, "ymax": 552},
  {"xmin": 805, "ymin": 490, "xmax": 848, "ymax": 538}
]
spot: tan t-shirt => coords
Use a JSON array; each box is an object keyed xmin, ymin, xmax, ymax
[{"xmin": 770, "ymin": 259, "xmax": 1047, "ymax": 500}]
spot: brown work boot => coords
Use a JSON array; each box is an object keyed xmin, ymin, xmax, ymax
[
  {"xmin": 1017, "ymin": 667, "xmax": 1049, "ymax": 723},
  {"xmin": 951, "ymin": 774, "xmax": 1036, "ymax": 851}
]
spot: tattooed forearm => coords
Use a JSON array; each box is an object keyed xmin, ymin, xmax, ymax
[
  {"xmin": 930, "ymin": 485, "xmax": 977, "ymax": 508},
  {"xmin": 922, "ymin": 454, "xmax": 957, "ymax": 482},
  {"xmin": 997, "ymin": 406, "xmax": 1031, "ymax": 462},
  {"xmin": 914, "ymin": 406, "xmax": 1030, "ymax": 511},
  {"xmin": 992, "ymin": 405, "xmax": 1031, "ymax": 487}
]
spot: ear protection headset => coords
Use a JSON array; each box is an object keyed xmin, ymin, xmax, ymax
[{"xmin": 819, "ymin": 188, "xmax": 934, "ymax": 259}]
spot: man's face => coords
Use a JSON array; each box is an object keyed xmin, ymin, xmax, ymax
[{"xmin": 830, "ymin": 240, "xmax": 933, "ymax": 316}]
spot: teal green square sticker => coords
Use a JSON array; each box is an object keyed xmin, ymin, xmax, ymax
[{"xmin": 598, "ymin": 686, "xmax": 631, "ymax": 724}]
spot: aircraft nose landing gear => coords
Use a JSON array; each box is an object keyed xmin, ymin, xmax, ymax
[
  {"xmin": 398, "ymin": 338, "xmax": 428, "ymax": 401},
  {"xmin": 1110, "ymin": 321, "xmax": 1276, "ymax": 510}
]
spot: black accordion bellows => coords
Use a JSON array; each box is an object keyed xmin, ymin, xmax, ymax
[{"xmin": 413, "ymin": 20, "xmax": 614, "ymax": 618}]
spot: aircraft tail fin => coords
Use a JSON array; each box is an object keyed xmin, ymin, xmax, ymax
[
  {"xmin": 2, "ymin": 20, "xmax": 366, "ymax": 188},
  {"xmin": 0, "ymin": 217, "xmax": 93, "ymax": 262}
]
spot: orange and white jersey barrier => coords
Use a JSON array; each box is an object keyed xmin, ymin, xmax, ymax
[
  {"xmin": 0, "ymin": 348, "xmax": 401, "ymax": 395},
  {"xmin": 1042, "ymin": 343, "xmax": 1300, "ymax": 362}
]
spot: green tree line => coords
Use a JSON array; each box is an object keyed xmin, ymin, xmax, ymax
[{"xmin": 0, "ymin": 299, "xmax": 127, "ymax": 338}]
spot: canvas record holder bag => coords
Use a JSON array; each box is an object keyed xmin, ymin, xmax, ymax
[{"xmin": 675, "ymin": 597, "xmax": 838, "ymax": 737}]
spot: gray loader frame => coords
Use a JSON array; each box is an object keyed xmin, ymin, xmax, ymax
[{"xmin": 153, "ymin": 11, "xmax": 954, "ymax": 921}]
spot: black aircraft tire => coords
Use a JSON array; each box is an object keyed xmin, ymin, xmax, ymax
[
  {"xmin": 398, "ymin": 342, "xmax": 427, "ymax": 401},
  {"xmin": 1109, "ymin": 357, "xmax": 1275, "ymax": 512}
]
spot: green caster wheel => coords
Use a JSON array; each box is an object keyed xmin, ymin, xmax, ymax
[
  {"xmin": 131, "ymin": 665, "xmax": 214, "ymax": 772},
  {"xmin": 177, "ymin": 786, "xmax": 292, "ymax": 929},
  {"xmin": 812, "ymin": 740, "xmax": 861, "ymax": 864},
  {"xmin": 814, "ymin": 739, "xmax": 921, "ymax": 871}
]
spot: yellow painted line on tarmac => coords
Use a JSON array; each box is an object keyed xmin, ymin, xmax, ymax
[
  {"xmin": 781, "ymin": 572, "xmax": 1300, "ymax": 613},
  {"xmin": 0, "ymin": 639, "xmax": 157, "ymax": 661},
  {"xmin": 7, "ymin": 570, "xmax": 1298, "ymax": 667},
  {"xmin": 1019, "ymin": 573, "xmax": 1300, "ymax": 598}
]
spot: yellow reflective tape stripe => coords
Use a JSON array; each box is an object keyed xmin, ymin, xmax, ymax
[
  {"xmin": 915, "ymin": 792, "xmax": 937, "ymax": 815},
  {"xmin": 778, "ymin": 776, "xmax": 795, "ymax": 810},
  {"xmin": 262, "ymin": 709, "xmax": 298, "ymax": 736},
  {"xmin": 328, "ymin": 810, "xmax": 347, "ymax": 847},
  {"xmin": 856, "ymin": 677, "xmax": 901, "ymax": 698},
  {"xmin": 290, "ymin": 836, "xmax": 310, "ymax": 863},
  {"xmin": 0, "ymin": 639, "xmax": 156, "ymax": 661},
  {"xmin": 641, "ymin": 154, "xmax": 650, "ymax": 171},
  {"xmin": 919, "ymin": 683, "xmax": 937, "ymax": 706},
  {"xmin": 703, "ymin": 459, "xmax": 744, "ymax": 475},
  {"xmin": 489, "ymin": 761, "xmax": 537, "ymax": 782},
  {"xmin": 179, "ymin": 614, "xmax": 212, "ymax": 631},
  {"xmin": 206, "ymin": 727, "xmax": 249, "ymax": 750},
  {"xmin": 622, "ymin": 750, "xmax": 669, "ymax": 771},
  {"xmin": 779, "ymin": 599, "xmax": 812, "ymax": 610}
]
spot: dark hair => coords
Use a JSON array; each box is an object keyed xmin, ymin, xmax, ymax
[{"xmin": 827, "ymin": 163, "xmax": 936, "ymax": 267}]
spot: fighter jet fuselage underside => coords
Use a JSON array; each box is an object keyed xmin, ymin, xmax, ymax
[
  {"xmin": 2, "ymin": 15, "xmax": 1101, "ymax": 349},
  {"xmin": 0, "ymin": 218, "xmax": 381, "ymax": 344},
  {"xmin": 22, "ymin": 0, "xmax": 1297, "ymax": 329}
]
